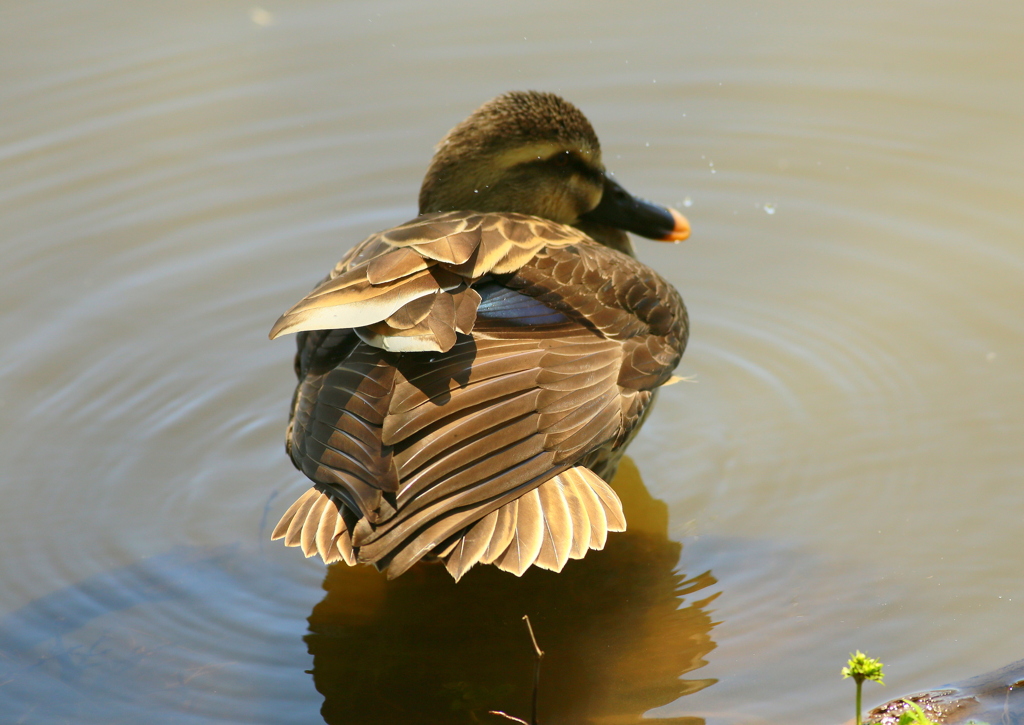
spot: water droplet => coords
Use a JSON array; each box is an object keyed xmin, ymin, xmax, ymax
[
  {"xmin": 763, "ymin": 203, "xmax": 776, "ymax": 215},
  {"xmin": 682, "ymin": 197, "xmax": 693, "ymax": 208}
]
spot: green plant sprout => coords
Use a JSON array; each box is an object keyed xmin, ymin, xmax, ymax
[
  {"xmin": 842, "ymin": 651, "xmax": 885, "ymax": 725},
  {"xmin": 897, "ymin": 699, "xmax": 938, "ymax": 725},
  {"xmin": 896, "ymin": 698, "xmax": 989, "ymax": 725},
  {"xmin": 841, "ymin": 653, "xmax": 992, "ymax": 725}
]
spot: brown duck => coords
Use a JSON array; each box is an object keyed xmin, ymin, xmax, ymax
[{"xmin": 269, "ymin": 91, "xmax": 690, "ymax": 580}]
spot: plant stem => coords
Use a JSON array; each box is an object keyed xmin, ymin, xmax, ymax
[
  {"xmin": 523, "ymin": 616, "xmax": 544, "ymax": 725},
  {"xmin": 855, "ymin": 677, "xmax": 863, "ymax": 725}
]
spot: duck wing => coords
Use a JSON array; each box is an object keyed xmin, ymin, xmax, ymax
[
  {"xmin": 269, "ymin": 211, "xmax": 583, "ymax": 350},
  {"xmin": 270, "ymin": 212, "xmax": 686, "ymax": 579}
]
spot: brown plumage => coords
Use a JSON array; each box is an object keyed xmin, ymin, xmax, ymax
[{"xmin": 269, "ymin": 91, "xmax": 690, "ymax": 579}]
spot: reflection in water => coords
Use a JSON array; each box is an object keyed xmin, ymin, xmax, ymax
[
  {"xmin": 306, "ymin": 459, "xmax": 718, "ymax": 725},
  {"xmin": 2, "ymin": 0, "xmax": 1023, "ymax": 722}
]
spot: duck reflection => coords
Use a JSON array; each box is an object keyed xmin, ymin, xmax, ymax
[{"xmin": 305, "ymin": 458, "xmax": 718, "ymax": 725}]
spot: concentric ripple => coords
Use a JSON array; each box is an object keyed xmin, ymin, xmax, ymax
[{"xmin": 1, "ymin": 2, "xmax": 1022, "ymax": 724}]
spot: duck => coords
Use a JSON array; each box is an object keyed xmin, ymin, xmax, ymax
[{"xmin": 269, "ymin": 91, "xmax": 690, "ymax": 580}]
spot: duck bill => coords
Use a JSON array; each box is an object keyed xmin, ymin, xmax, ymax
[{"xmin": 579, "ymin": 175, "xmax": 690, "ymax": 242}]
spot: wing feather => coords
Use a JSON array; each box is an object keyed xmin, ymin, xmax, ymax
[
  {"xmin": 387, "ymin": 370, "xmax": 539, "ymax": 452},
  {"xmin": 533, "ymin": 478, "xmax": 573, "ymax": 572},
  {"xmin": 301, "ymin": 492, "xmax": 329, "ymax": 557},
  {"xmin": 282, "ymin": 488, "xmax": 320, "ymax": 547},
  {"xmin": 584, "ymin": 469, "xmax": 627, "ymax": 532},
  {"xmin": 271, "ymin": 487, "xmax": 316, "ymax": 542},
  {"xmin": 480, "ymin": 500, "xmax": 518, "ymax": 564},
  {"xmin": 366, "ymin": 247, "xmax": 432, "ymax": 284},
  {"xmin": 555, "ymin": 470, "xmax": 592, "ymax": 559},
  {"xmin": 394, "ymin": 397, "xmax": 541, "ymax": 491},
  {"xmin": 495, "ymin": 488, "xmax": 544, "ymax": 576},
  {"xmin": 368, "ymin": 454, "xmax": 555, "ymax": 577},
  {"xmin": 333, "ymin": 506, "xmax": 358, "ymax": 566},
  {"xmin": 571, "ymin": 468, "xmax": 609, "ymax": 549},
  {"xmin": 270, "ymin": 212, "xmax": 589, "ymax": 348},
  {"xmin": 270, "ymin": 269, "xmax": 445, "ymax": 339},
  {"xmin": 272, "ymin": 211, "xmax": 686, "ymax": 576},
  {"xmin": 316, "ymin": 494, "xmax": 340, "ymax": 561},
  {"xmin": 445, "ymin": 509, "xmax": 498, "ymax": 581}
]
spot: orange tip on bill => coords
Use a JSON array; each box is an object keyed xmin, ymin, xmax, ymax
[{"xmin": 660, "ymin": 207, "xmax": 690, "ymax": 242}]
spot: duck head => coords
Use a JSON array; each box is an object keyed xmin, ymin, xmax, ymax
[{"xmin": 418, "ymin": 91, "xmax": 690, "ymax": 256}]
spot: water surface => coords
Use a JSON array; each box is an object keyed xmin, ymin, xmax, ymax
[{"xmin": 2, "ymin": 1, "xmax": 1023, "ymax": 723}]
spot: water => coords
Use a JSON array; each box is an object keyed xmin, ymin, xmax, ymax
[{"xmin": 2, "ymin": 1, "xmax": 1022, "ymax": 723}]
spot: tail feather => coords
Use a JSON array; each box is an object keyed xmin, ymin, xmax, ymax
[
  {"xmin": 272, "ymin": 487, "xmax": 358, "ymax": 566},
  {"xmin": 442, "ymin": 465, "xmax": 626, "ymax": 579},
  {"xmin": 272, "ymin": 471, "xmax": 625, "ymax": 579}
]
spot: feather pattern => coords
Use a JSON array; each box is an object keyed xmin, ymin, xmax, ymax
[
  {"xmin": 282, "ymin": 488, "xmax": 319, "ymax": 547},
  {"xmin": 570, "ymin": 467, "xmax": 610, "ymax": 550},
  {"xmin": 480, "ymin": 500, "xmax": 518, "ymax": 565},
  {"xmin": 557, "ymin": 470, "xmax": 592, "ymax": 559},
  {"xmin": 272, "ymin": 487, "xmax": 315, "ymax": 542},
  {"xmin": 475, "ymin": 282, "xmax": 569, "ymax": 325},
  {"xmin": 269, "ymin": 213, "xmax": 584, "ymax": 347},
  {"xmin": 271, "ymin": 488, "xmax": 356, "ymax": 564},
  {"xmin": 587, "ymin": 468, "xmax": 627, "ymax": 532},
  {"xmin": 301, "ymin": 493, "xmax": 328, "ymax": 557},
  {"xmin": 435, "ymin": 463, "xmax": 622, "ymax": 577},
  {"xmin": 269, "ymin": 91, "xmax": 689, "ymax": 579},
  {"xmin": 271, "ymin": 212, "xmax": 685, "ymax": 577},
  {"xmin": 533, "ymin": 477, "xmax": 573, "ymax": 572},
  {"xmin": 316, "ymin": 495, "xmax": 338, "ymax": 561},
  {"xmin": 445, "ymin": 509, "xmax": 498, "ymax": 581},
  {"xmin": 495, "ymin": 487, "xmax": 544, "ymax": 576}
]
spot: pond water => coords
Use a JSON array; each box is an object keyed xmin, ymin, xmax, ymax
[{"xmin": 2, "ymin": 1, "xmax": 1022, "ymax": 723}]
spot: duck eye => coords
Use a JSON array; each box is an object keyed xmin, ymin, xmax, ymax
[{"xmin": 550, "ymin": 151, "xmax": 572, "ymax": 167}]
